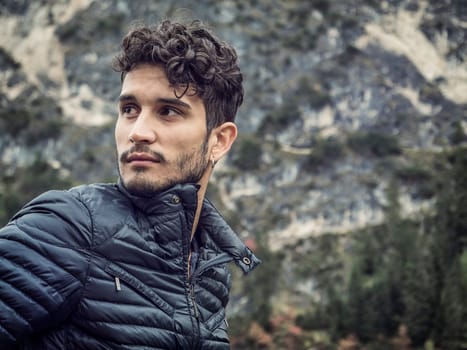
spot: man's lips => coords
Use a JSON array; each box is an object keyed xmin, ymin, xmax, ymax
[{"xmin": 126, "ymin": 153, "xmax": 161, "ymax": 163}]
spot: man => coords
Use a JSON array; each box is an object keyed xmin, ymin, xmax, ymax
[{"xmin": 0, "ymin": 19, "xmax": 260, "ymax": 349}]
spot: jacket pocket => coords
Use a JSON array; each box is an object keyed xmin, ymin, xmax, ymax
[
  {"xmin": 190, "ymin": 253, "xmax": 232, "ymax": 281},
  {"xmin": 104, "ymin": 263, "xmax": 174, "ymax": 317},
  {"xmin": 204, "ymin": 308, "xmax": 229, "ymax": 332}
]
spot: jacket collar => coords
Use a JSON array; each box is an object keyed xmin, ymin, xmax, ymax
[
  {"xmin": 117, "ymin": 179, "xmax": 260, "ymax": 274},
  {"xmin": 198, "ymin": 198, "xmax": 261, "ymax": 274},
  {"xmin": 116, "ymin": 178, "xmax": 199, "ymax": 214}
]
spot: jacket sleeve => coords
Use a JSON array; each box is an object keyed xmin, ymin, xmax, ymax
[{"xmin": 0, "ymin": 190, "xmax": 92, "ymax": 349}]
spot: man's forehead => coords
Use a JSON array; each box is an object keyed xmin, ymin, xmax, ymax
[{"xmin": 122, "ymin": 65, "xmax": 199, "ymax": 97}]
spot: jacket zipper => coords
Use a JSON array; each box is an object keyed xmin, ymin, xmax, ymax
[{"xmin": 190, "ymin": 283, "xmax": 200, "ymax": 320}]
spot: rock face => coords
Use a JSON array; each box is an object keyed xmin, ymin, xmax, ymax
[{"xmin": 0, "ymin": 0, "xmax": 466, "ymax": 247}]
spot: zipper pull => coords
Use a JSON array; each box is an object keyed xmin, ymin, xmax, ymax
[
  {"xmin": 115, "ymin": 277, "xmax": 121, "ymax": 291},
  {"xmin": 190, "ymin": 284, "xmax": 200, "ymax": 319}
]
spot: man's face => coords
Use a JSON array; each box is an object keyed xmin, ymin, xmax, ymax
[{"xmin": 115, "ymin": 64, "xmax": 211, "ymax": 197}]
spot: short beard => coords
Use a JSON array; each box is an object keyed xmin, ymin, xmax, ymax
[{"xmin": 117, "ymin": 138, "xmax": 210, "ymax": 198}]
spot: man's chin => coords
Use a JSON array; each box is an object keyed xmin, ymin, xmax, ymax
[
  {"xmin": 122, "ymin": 178, "xmax": 169, "ymax": 198},
  {"xmin": 119, "ymin": 167, "xmax": 205, "ymax": 197}
]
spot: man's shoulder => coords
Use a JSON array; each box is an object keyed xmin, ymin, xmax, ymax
[
  {"xmin": 23, "ymin": 183, "xmax": 121, "ymax": 207},
  {"xmin": 69, "ymin": 183, "xmax": 121, "ymax": 202},
  {"xmin": 69, "ymin": 183, "xmax": 134, "ymax": 240},
  {"xmin": 15, "ymin": 183, "xmax": 131, "ymax": 238},
  {"xmin": 69, "ymin": 182, "xmax": 131, "ymax": 215},
  {"xmin": 8, "ymin": 185, "xmax": 116, "ymax": 249}
]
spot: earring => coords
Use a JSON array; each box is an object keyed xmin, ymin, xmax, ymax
[{"xmin": 211, "ymin": 156, "xmax": 217, "ymax": 169}]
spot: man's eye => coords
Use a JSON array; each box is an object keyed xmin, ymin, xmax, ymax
[
  {"xmin": 121, "ymin": 105, "xmax": 138, "ymax": 116},
  {"xmin": 160, "ymin": 106, "xmax": 182, "ymax": 117}
]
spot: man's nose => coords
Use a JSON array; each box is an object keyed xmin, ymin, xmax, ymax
[{"xmin": 128, "ymin": 113, "xmax": 156, "ymax": 144}]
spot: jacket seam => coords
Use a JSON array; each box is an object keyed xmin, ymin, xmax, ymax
[
  {"xmin": 70, "ymin": 190, "xmax": 95, "ymax": 247},
  {"xmin": 69, "ymin": 190, "xmax": 94, "ymax": 315}
]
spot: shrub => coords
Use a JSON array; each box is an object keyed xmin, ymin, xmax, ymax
[
  {"xmin": 0, "ymin": 47, "xmax": 20, "ymax": 69},
  {"xmin": 303, "ymin": 136, "xmax": 344, "ymax": 171},
  {"xmin": 259, "ymin": 99, "xmax": 301, "ymax": 135},
  {"xmin": 297, "ymin": 76, "xmax": 331, "ymax": 109},
  {"xmin": 395, "ymin": 164, "xmax": 432, "ymax": 182},
  {"xmin": 0, "ymin": 157, "xmax": 73, "ymax": 225},
  {"xmin": 450, "ymin": 121, "xmax": 466, "ymax": 145},
  {"xmin": 0, "ymin": 95, "xmax": 65, "ymax": 144},
  {"xmin": 231, "ymin": 136, "xmax": 263, "ymax": 171},
  {"xmin": 347, "ymin": 132, "xmax": 401, "ymax": 157}
]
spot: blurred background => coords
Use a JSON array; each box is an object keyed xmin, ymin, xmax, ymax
[{"xmin": 0, "ymin": 0, "xmax": 466, "ymax": 349}]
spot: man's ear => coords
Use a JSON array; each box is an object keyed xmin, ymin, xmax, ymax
[{"xmin": 210, "ymin": 122, "xmax": 238, "ymax": 162}]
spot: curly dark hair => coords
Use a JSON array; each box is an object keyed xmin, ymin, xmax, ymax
[{"xmin": 112, "ymin": 19, "xmax": 244, "ymax": 132}]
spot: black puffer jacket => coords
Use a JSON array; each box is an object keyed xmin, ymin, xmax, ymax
[{"xmin": 0, "ymin": 182, "xmax": 260, "ymax": 349}]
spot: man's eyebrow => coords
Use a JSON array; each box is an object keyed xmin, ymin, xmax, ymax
[
  {"xmin": 117, "ymin": 95, "xmax": 191, "ymax": 110},
  {"xmin": 157, "ymin": 98, "xmax": 191, "ymax": 109},
  {"xmin": 117, "ymin": 94, "xmax": 137, "ymax": 103}
]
